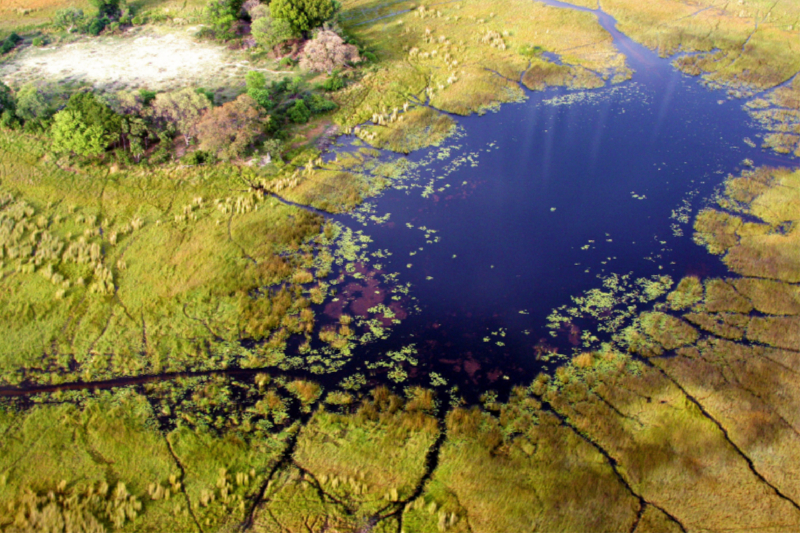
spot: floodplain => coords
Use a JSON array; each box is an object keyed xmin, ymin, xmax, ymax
[{"xmin": 1, "ymin": 0, "xmax": 800, "ymax": 531}]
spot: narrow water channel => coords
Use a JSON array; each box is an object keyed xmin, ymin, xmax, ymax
[{"xmin": 329, "ymin": 0, "xmax": 798, "ymax": 393}]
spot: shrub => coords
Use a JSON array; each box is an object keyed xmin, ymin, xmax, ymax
[
  {"xmin": 288, "ymin": 100, "xmax": 311, "ymax": 123},
  {"xmin": 0, "ymin": 81, "xmax": 14, "ymax": 114},
  {"xmin": 519, "ymin": 43, "xmax": 544, "ymax": 57},
  {"xmin": 0, "ymin": 33, "xmax": 22, "ymax": 55},
  {"xmin": 279, "ymin": 57, "xmax": 296, "ymax": 68},
  {"xmin": 138, "ymin": 89, "xmax": 157, "ymax": 106},
  {"xmin": 32, "ymin": 37, "xmax": 46, "ymax": 47},
  {"xmin": 195, "ymin": 87, "xmax": 216, "ymax": 105},
  {"xmin": 87, "ymin": 17, "xmax": 108, "ymax": 36},
  {"xmin": 307, "ymin": 94, "xmax": 336, "ymax": 114},
  {"xmin": 53, "ymin": 8, "xmax": 85, "ymax": 32},
  {"xmin": 181, "ymin": 150, "xmax": 215, "ymax": 165},
  {"xmin": 320, "ymin": 74, "xmax": 344, "ymax": 92}
]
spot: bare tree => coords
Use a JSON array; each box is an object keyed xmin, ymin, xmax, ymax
[{"xmin": 300, "ymin": 30, "xmax": 361, "ymax": 74}]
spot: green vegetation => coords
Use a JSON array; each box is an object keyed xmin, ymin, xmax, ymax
[{"xmin": 2, "ymin": 0, "xmax": 800, "ymax": 531}]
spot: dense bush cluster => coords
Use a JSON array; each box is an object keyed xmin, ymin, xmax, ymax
[{"xmin": 0, "ymin": 72, "xmax": 337, "ymax": 163}]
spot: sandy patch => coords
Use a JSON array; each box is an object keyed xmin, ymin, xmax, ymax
[{"xmin": 0, "ymin": 27, "xmax": 271, "ymax": 93}]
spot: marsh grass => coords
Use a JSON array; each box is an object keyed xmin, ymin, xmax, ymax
[
  {"xmin": 0, "ymin": 131, "xmax": 332, "ymax": 385},
  {"xmin": 334, "ymin": 0, "xmax": 628, "ymax": 132}
]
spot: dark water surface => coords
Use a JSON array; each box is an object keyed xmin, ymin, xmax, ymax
[{"xmin": 331, "ymin": 0, "xmax": 796, "ymax": 393}]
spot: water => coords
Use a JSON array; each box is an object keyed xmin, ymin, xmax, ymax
[{"xmin": 327, "ymin": 0, "xmax": 797, "ymax": 394}]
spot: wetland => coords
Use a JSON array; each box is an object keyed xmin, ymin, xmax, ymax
[{"xmin": 2, "ymin": 0, "xmax": 800, "ymax": 531}]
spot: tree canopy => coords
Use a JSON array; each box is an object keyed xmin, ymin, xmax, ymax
[
  {"xmin": 148, "ymin": 89, "xmax": 211, "ymax": 146},
  {"xmin": 300, "ymin": 30, "xmax": 360, "ymax": 74},
  {"xmin": 251, "ymin": 10, "xmax": 295, "ymax": 49},
  {"xmin": 0, "ymin": 82, "xmax": 14, "ymax": 114},
  {"xmin": 197, "ymin": 94, "xmax": 263, "ymax": 160},
  {"xmin": 270, "ymin": 0, "xmax": 337, "ymax": 35},
  {"xmin": 51, "ymin": 111, "xmax": 106, "ymax": 157}
]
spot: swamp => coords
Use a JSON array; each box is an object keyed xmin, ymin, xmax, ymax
[{"xmin": 1, "ymin": 0, "xmax": 800, "ymax": 531}]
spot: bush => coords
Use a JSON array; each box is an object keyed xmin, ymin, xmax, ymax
[
  {"xmin": 519, "ymin": 44, "xmax": 544, "ymax": 58},
  {"xmin": 32, "ymin": 37, "xmax": 46, "ymax": 47},
  {"xmin": 320, "ymin": 74, "xmax": 344, "ymax": 92},
  {"xmin": 181, "ymin": 150, "xmax": 215, "ymax": 165},
  {"xmin": 0, "ymin": 33, "xmax": 22, "ymax": 55},
  {"xmin": 53, "ymin": 8, "xmax": 85, "ymax": 32},
  {"xmin": 288, "ymin": 100, "xmax": 311, "ymax": 123},
  {"xmin": 87, "ymin": 17, "xmax": 108, "ymax": 36},
  {"xmin": 131, "ymin": 15, "xmax": 144, "ymax": 25},
  {"xmin": 0, "ymin": 110, "xmax": 19, "ymax": 129},
  {"xmin": 307, "ymin": 94, "xmax": 336, "ymax": 114},
  {"xmin": 195, "ymin": 87, "xmax": 216, "ymax": 105},
  {"xmin": 279, "ymin": 57, "xmax": 296, "ymax": 68},
  {"xmin": 138, "ymin": 89, "xmax": 157, "ymax": 106}
]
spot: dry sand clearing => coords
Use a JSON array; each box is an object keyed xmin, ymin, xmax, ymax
[{"xmin": 0, "ymin": 27, "xmax": 261, "ymax": 91}]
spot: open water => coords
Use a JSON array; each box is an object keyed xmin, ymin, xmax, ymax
[{"xmin": 328, "ymin": 0, "xmax": 797, "ymax": 393}]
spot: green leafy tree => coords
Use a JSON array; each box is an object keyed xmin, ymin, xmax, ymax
[
  {"xmin": 0, "ymin": 81, "xmax": 16, "ymax": 129},
  {"xmin": 15, "ymin": 83, "xmax": 49, "ymax": 122},
  {"xmin": 204, "ymin": 0, "xmax": 239, "ymax": 41},
  {"xmin": 65, "ymin": 92, "xmax": 122, "ymax": 139},
  {"xmin": 197, "ymin": 94, "xmax": 263, "ymax": 160},
  {"xmin": 251, "ymin": 11, "xmax": 295, "ymax": 49},
  {"xmin": 89, "ymin": 0, "xmax": 123, "ymax": 19},
  {"xmin": 245, "ymin": 71, "xmax": 273, "ymax": 110},
  {"xmin": 51, "ymin": 111, "xmax": 106, "ymax": 157},
  {"xmin": 0, "ymin": 81, "xmax": 14, "ymax": 114},
  {"xmin": 149, "ymin": 88, "xmax": 211, "ymax": 146},
  {"xmin": 53, "ymin": 8, "xmax": 85, "ymax": 32},
  {"xmin": 288, "ymin": 100, "xmax": 311, "ymax": 123},
  {"xmin": 270, "ymin": 0, "xmax": 337, "ymax": 35}
]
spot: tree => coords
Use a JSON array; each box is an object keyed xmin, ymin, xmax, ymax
[
  {"xmin": 270, "ymin": 0, "xmax": 337, "ymax": 35},
  {"xmin": 89, "ymin": 0, "xmax": 123, "ymax": 19},
  {"xmin": 53, "ymin": 7, "xmax": 85, "ymax": 32},
  {"xmin": 288, "ymin": 100, "xmax": 311, "ymax": 123},
  {"xmin": 204, "ymin": 0, "xmax": 239, "ymax": 41},
  {"xmin": 245, "ymin": 71, "xmax": 274, "ymax": 110},
  {"xmin": 0, "ymin": 81, "xmax": 14, "ymax": 114},
  {"xmin": 65, "ymin": 92, "xmax": 122, "ymax": 136},
  {"xmin": 15, "ymin": 83, "xmax": 49, "ymax": 122},
  {"xmin": 300, "ymin": 30, "xmax": 360, "ymax": 74},
  {"xmin": 196, "ymin": 94, "xmax": 263, "ymax": 160},
  {"xmin": 251, "ymin": 11, "xmax": 295, "ymax": 49},
  {"xmin": 51, "ymin": 111, "xmax": 106, "ymax": 157},
  {"xmin": 149, "ymin": 89, "xmax": 211, "ymax": 146}
]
